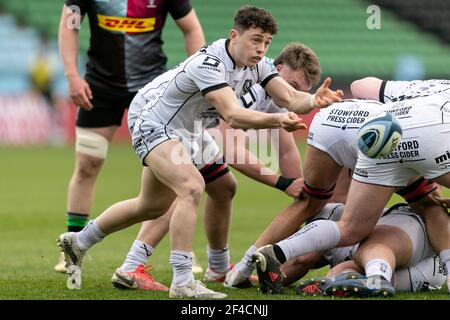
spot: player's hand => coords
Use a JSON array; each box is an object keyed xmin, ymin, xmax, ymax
[
  {"xmin": 284, "ymin": 178, "xmax": 304, "ymax": 198},
  {"xmin": 280, "ymin": 112, "xmax": 307, "ymax": 132},
  {"xmin": 67, "ymin": 74, "xmax": 93, "ymax": 110},
  {"xmin": 433, "ymin": 196, "xmax": 450, "ymax": 213},
  {"xmin": 313, "ymin": 77, "xmax": 344, "ymax": 109}
]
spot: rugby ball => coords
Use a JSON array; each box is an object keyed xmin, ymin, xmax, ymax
[{"xmin": 357, "ymin": 112, "xmax": 402, "ymax": 159}]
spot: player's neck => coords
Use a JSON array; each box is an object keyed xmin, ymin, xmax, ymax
[{"xmin": 226, "ymin": 40, "xmax": 245, "ymax": 69}]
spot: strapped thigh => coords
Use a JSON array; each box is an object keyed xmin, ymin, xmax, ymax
[
  {"xmin": 396, "ymin": 177, "xmax": 437, "ymax": 203},
  {"xmin": 302, "ymin": 179, "xmax": 336, "ymax": 199},
  {"xmin": 199, "ymin": 156, "xmax": 230, "ymax": 184}
]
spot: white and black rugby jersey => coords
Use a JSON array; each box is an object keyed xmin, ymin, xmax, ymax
[
  {"xmin": 307, "ymin": 93, "xmax": 450, "ymax": 169},
  {"xmin": 380, "ymin": 79, "xmax": 450, "ymax": 103},
  {"xmin": 132, "ymin": 38, "xmax": 279, "ymax": 138},
  {"xmin": 240, "ymin": 83, "xmax": 288, "ymax": 114}
]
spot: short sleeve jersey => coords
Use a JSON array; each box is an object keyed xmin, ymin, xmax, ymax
[
  {"xmin": 380, "ymin": 79, "xmax": 450, "ymax": 103},
  {"xmin": 65, "ymin": 0, "xmax": 192, "ymax": 92},
  {"xmin": 240, "ymin": 84, "xmax": 288, "ymax": 114},
  {"xmin": 135, "ymin": 38, "xmax": 279, "ymax": 137}
]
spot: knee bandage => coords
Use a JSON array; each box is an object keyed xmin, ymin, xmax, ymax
[{"xmin": 75, "ymin": 127, "xmax": 110, "ymax": 159}]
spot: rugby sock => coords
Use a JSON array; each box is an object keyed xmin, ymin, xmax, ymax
[
  {"xmin": 234, "ymin": 245, "xmax": 257, "ymax": 279},
  {"xmin": 120, "ymin": 240, "xmax": 154, "ymax": 273},
  {"xmin": 170, "ymin": 250, "xmax": 194, "ymax": 287},
  {"xmin": 277, "ymin": 220, "xmax": 340, "ymax": 261},
  {"xmin": 76, "ymin": 220, "xmax": 105, "ymax": 251},
  {"xmin": 207, "ymin": 246, "xmax": 230, "ymax": 273},
  {"xmin": 439, "ymin": 249, "xmax": 450, "ymax": 282},
  {"xmin": 365, "ymin": 259, "xmax": 393, "ymax": 281},
  {"xmin": 442, "ymin": 250, "xmax": 450, "ymax": 292},
  {"xmin": 67, "ymin": 212, "xmax": 88, "ymax": 232}
]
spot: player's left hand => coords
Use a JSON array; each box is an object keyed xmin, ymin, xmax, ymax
[
  {"xmin": 433, "ymin": 196, "xmax": 450, "ymax": 214},
  {"xmin": 313, "ymin": 77, "xmax": 344, "ymax": 108},
  {"xmin": 285, "ymin": 178, "xmax": 304, "ymax": 198},
  {"xmin": 281, "ymin": 112, "xmax": 307, "ymax": 132}
]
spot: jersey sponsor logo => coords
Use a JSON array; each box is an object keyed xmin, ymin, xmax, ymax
[
  {"xmin": 198, "ymin": 56, "xmax": 221, "ymax": 72},
  {"xmin": 435, "ymin": 150, "xmax": 450, "ymax": 164},
  {"xmin": 354, "ymin": 167, "xmax": 368, "ymax": 178},
  {"xmin": 147, "ymin": 0, "xmax": 157, "ymax": 8},
  {"xmin": 97, "ymin": 14, "xmax": 155, "ymax": 32},
  {"xmin": 200, "ymin": 107, "xmax": 220, "ymax": 120},
  {"xmin": 382, "ymin": 139, "xmax": 421, "ymax": 160}
]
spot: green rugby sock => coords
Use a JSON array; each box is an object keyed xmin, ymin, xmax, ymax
[{"xmin": 67, "ymin": 212, "xmax": 89, "ymax": 232}]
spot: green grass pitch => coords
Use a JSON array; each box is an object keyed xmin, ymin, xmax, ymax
[{"xmin": 0, "ymin": 144, "xmax": 448, "ymax": 300}]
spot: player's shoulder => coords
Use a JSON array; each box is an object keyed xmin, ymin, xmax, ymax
[{"xmin": 198, "ymin": 39, "xmax": 229, "ymax": 65}]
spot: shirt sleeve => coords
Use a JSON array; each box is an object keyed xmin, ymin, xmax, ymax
[
  {"xmin": 240, "ymin": 84, "xmax": 287, "ymax": 114},
  {"xmin": 184, "ymin": 54, "xmax": 229, "ymax": 95},
  {"xmin": 167, "ymin": 0, "xmax": 192, "ymax": 20},
  {"xmin": 257, "ymin": 57, "xmax": 279, "ymax": 88}
]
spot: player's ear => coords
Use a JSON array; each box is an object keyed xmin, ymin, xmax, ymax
[{"xmin": 229, "ymin": 29, "xmax": 238, "ymax": 44}]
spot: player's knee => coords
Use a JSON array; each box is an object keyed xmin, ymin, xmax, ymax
[
  {"xmin": 180, "ymin": 178, "xmax": 205, "ymax": 205},
  {"xmin": 208, "ymin": 174, "xmax": 237, "ymax": 201},
  {"xmin": 75, "ymin": 128, "xmax": 109, "ymax": 159},
  {"xmin": 75, "ymin": 154, "xmax": 104, "ymax": 180}
]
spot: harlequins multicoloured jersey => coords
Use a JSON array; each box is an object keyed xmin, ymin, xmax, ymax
[{"xmin": 65, "ymin": 0, "xmax": 192, "ymax": 92}]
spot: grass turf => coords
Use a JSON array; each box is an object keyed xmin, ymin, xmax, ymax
[{"xmin": 0, "ymin": 144, "xmax": 448, "ymax": 300}]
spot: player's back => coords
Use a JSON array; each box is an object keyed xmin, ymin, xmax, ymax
[
  {"xmin": 382, "ymin": 79, "xmax": 450, "ymax": 103},
  {"xmin": 308, "ymin": 99, "xmax": 384, "ymax": 169},
  {"xmin": 383, "ymin": 92, "xmax": 450, "ymax": 131}
]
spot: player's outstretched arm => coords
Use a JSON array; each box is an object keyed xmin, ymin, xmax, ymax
[
  {"xmin": 205, "ymin": 86, "xmax": 307, "ymax": 131},
  {"xmin": 265, "ymin": 76, "xmax": 343, "ymax": 115}
]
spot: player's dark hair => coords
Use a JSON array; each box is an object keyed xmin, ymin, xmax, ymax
[
  {"xmin": 274, "ymin": 42, "xmax": 321, "ymax": 88},
  {"xmin": 233, "ymin": 6, "xmax": 278, "ymax": 35}
]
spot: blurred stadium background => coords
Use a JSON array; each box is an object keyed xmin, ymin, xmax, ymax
[
  {"xmin": 1, "ymin": 0, "xmax": 450, "ymax": 145},
  {"xmin": 1, "ymin": 0, "xmax": 450, "ymax": 299}
]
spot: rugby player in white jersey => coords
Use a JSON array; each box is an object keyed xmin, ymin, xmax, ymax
[
  {"xmin": 109, "ymin": 42, "xmax": 320, "ymax": 291},
  {"xmin": 225, "ymin": 98, "xmax": 385, "ymax": 289},
  {"xmin": 56, "ymin": 6, "xmax": 343, "ymax": 299},
  {"xmin": 350, "ymin": 77, "xmax": 450, "ymax": 293},
  {"xmin": 282, "ymin": 203, "xmax": 446, "ymax": 296},
  {"xmin": 253, "ymin": 92, "xmax": 450, "ymax": 295},
  {"xmin": 351, "ymin": 77, "xmax": 450, "ymax": 103},
  {"xmin": 226, "ymin": 79, "xmax": 450, "ymax": 292}
]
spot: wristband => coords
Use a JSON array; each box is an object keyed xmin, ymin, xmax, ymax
[{"xmin": 274, "ymin": 176, "xmax": 295, "ymax": 191}]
